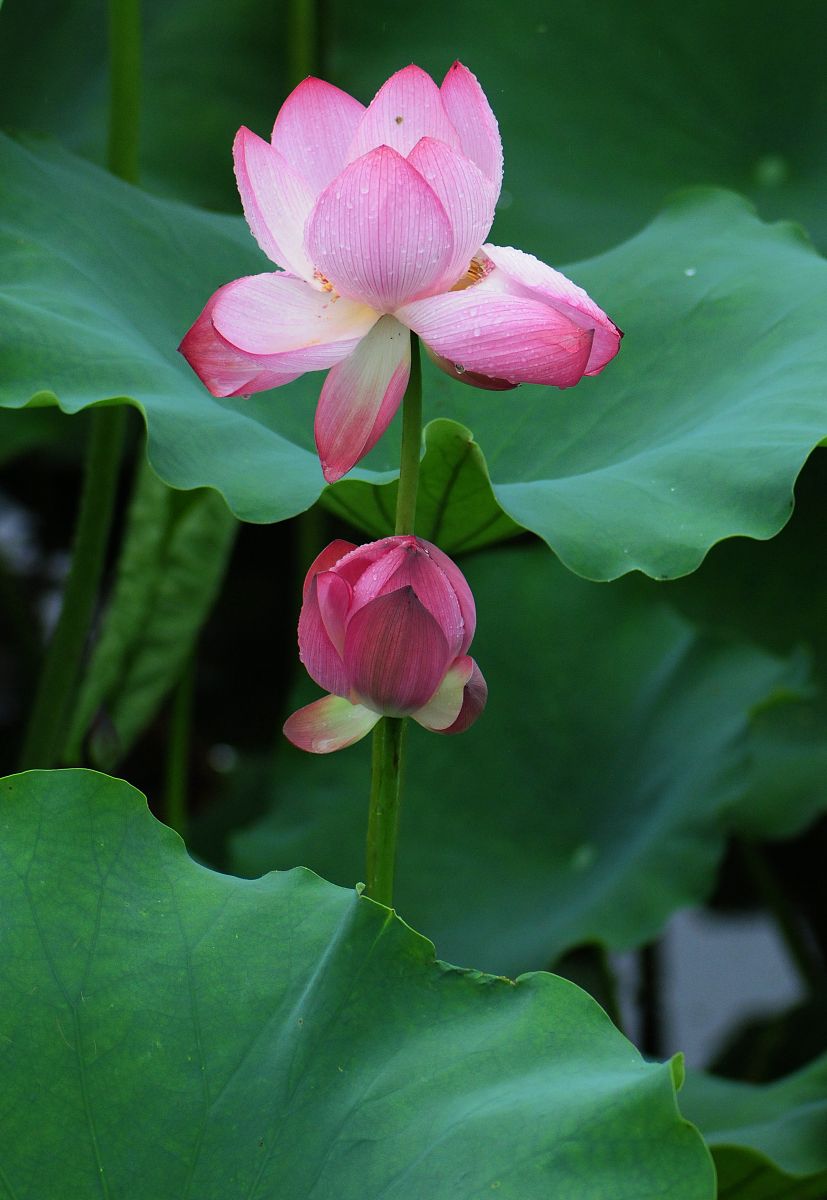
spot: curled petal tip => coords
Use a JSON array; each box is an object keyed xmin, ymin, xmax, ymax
[{"xmin": 442, "ymin": 658, "xmax": 488, "ymax": 734}]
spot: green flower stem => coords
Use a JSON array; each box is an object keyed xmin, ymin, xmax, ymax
[
  {"xmin": 639, "ymin": 940, "xmax": 663, "ymax": 1058},
  {"xmin": 19, "ymin": 407, "xmax": 127, "ymax": 769},
  {"xmin": 107, "ymin": 0, "xmax": 141, "ymax": 184},
  {"xmin": 365, "ymin": 717, "xmax": 408, "ymax": 907},
  {"xmin": 287, "ymin": 0, "xmax": 318, "ymax": 87},
  {"xmin": 164, "ymin": 656, "xmax": 195, "ymax": 838},
  {"xmin": 394, "ymin": 333, "xmax": 423, "ymax": 537},
  {"xmin": 738, "ymin": 839, "xmax": 826, "ymax": 993},
  {"xmin": 19, "ymin": 0, "xmax": 140, "ymax": 770},
  {"xmin": 365, "ymin": 333, "xmax": 423, "ymax": 905}
]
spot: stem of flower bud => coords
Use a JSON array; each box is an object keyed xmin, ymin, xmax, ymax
[
  {"xmin": 365, "ymin": 333, "xmax": 422, "ymax": 905},
  {"xmin": 394, "ymin": 333, "xmax": 422, "ymax": 536},
  {"xmin": 365, "ymin": 716, "xmax": 408, "ymax": 907}
]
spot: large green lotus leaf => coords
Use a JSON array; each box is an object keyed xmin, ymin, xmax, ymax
[
  {"xmin": 2, "ymin": 0, "xmax": 825, "ymax": 262},
  {"xmin": 229, "ymin": 544, "xmax": 826, "ymax": 975},
  {"xmin": 0, "ymin": 769, "xmax": 715, "ymax": 1200},
  {"xmin": 3, "ymin": 135, "xmax": 826, "ymax": 581},
  {"xmin": 682, "ymin": 1059, "xmax": 827, "ymax": 1200}
]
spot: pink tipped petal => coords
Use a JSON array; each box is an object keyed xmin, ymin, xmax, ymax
[
  {"xmin": 179, "ymin": 284, "xmax": 301, "ymax": 397},
  {"xmin": 440, "ymin": 62, "xmax": 503, "ymax": 188},
  {"xmin": 302, "ymin": 540, "xmax": 356, "ymax": 599},
  {"xmin": 234, "ymin": 128, "xmax": 317, "ymax": 279},
  {"xmin": 271, "ymin": 77, "xmax": 365, "ymax": 196},
  {"xmin": 284, "ymin": 694, "xmax": 380, "ymax": 754},
  {"xmin": 297, "ymin": 575, "xmax": 351, "ymax": 697},
  {"xmin": 397, "ymin": 291, "xmax": 594, "ymax": 387},
  {"xmin": 316, "ymin": 570, "xmax": 351, "ymax": 656},
  {"xmin": 440, "ymin": 657, "xmax": 488, "ymax": 734},
  {"xmin": 346, "ymin": 64, "xmax": 461, "ymax": 162},
  {"xmin": 344, "ymin": 587, "xmax": 451, "ymax": 715},
  {"xmin": 406, "ymin": 138, "xmax": 497, "ymax": 289},
  {"xmin": 417, "ymin": 539, "xmax": 477, "ymax": 652},
  {"xmin": 212, "ymin": 274, "xmax": 377, "ymax": 371},
  {"xmin": 481, "ymin": 244, "xmax": 623, "ymax": 375},
  {"xmin": 315, "ymin": 315, "xmax": 410, "ymax": 483},
  {"xmin": 411, "ymin": 656, "xmax": 474, "ymax": 732},
  {"xmin": 306, "ymin": 146, "xmax": 454, "ymax": 311}
]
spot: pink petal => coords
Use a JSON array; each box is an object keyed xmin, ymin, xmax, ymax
[
  {"xmin": 306, "ymin": 146, "xmax": 454, "ymax": 312},
  {"xmin": 316, "ymin": 569, "xmax": 351, "ymax": 656},
  {"xmin": 481, "ymin": 244, "xmax": 623, "ymax": 375},
  {"xmin": 411, "ymin": 656, "xmax": 473, "ymax": 731},
  {"xmin": 439, "ymin": 657, "xmax": 488, "ymax": 734},
  {"xmin": 234, "ymin": 127, "xmax": 317, "ymax": 279},
  {"xmin": 379, "ymin": 545, "xmax": 465, "ymax": 658},
  {"xmin": 179, "ymin": 283, "xmax": 302, "ymax": 397},
  {"xmin": 346, "ymin": 64, "xmax": 461, "ymax": 162},
  {"xmin": 212, "ymin": 274, "xmax": 377, "ymax": 372},
  {"xmin": 397, "ymin": 290, "xmax": 594, "ymax": 387},
  {"xmin": 440, "ymin": 62, "xmax": 503, "ymax": 188},
  {"xmin": 302, "ymin": 540, "xmax": 356, "ymax": 599},
  {"xmin": 344, "ymin": 587, "xmax": 451, "ymax": 715},
  {"xmin": 332, "ymin": 537, "xmax": 405, "ymax": 594},
  {"xmin": 337, "ymin": 537, "xmax": 475, "ymax": 655},
  {"xmin": 283, "ymin": 694, "xmax": 380, "ymax": 754},
  {"xmin": 426, "ymin": 346, "xmax": 516, "ymax": 391},
  {"xmin": 416, "ymin": 539, "xmax": 477, "ymax": 653},
  {"xmin": 315, "ymin": 315, "xmax": 410, "ymax": 483},
  {"xmin": 407, "ymin": 137, "xmax": 497, "ymax": 290},
  {"xmin": 298, "ymin": 575, "xmax": 351, "ymax": 697},
  {"xmin": 271, "ymin": 77, "xmax": 365, "ymax": 197},
  {"xmin": 339, "ymin": 542, "xmax": 411, "ymax": 615}
]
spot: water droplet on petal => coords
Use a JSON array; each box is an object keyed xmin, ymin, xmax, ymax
[{"xmin": 454, "ymin": 363, "xmax": 466, "ymax": 375}]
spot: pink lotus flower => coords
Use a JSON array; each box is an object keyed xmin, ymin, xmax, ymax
[
  {"xmin": 180, "ymin": 63, "xmax": 622, "ymax": 483},
  {"xmin": 283, "ymin": 536, "xmax": 487, "ymax": 753}
]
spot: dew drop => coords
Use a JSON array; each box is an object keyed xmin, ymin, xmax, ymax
[
  {"xmin": 684, "ymin": 267, "xmax": 696, "ymax": 277},
  {"xmin": 454, "ymin": 363, "xmax": 466, "ymax": 374}
]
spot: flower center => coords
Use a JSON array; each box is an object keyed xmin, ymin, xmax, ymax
[
  {"xmin": 450, "ymin": 252, "xmax": 493, "ymax": 292},
  {"xmin": 313, "ymin": 269, "xmax": 340, "ymax": 300}
]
